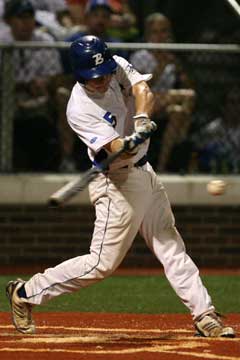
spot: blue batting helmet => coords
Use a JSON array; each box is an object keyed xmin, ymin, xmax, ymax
[{"xmin": 70, "ymin": 35, "xmax": 117, "ymax": 82}]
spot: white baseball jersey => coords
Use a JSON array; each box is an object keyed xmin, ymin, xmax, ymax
[{"xmin": 66, "ymin": 55, "xmax": 152, "ymax": 170}]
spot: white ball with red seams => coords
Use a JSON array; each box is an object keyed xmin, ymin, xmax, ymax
[{"xmin": 206, "ymin": 179, "xmax": 227, "ymax": 196}]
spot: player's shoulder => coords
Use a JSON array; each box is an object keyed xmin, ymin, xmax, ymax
[
  {"xmin": 67, "ymin": 83, "xmax": 89, "ymax": 115},
  {"xmin": 68, "ymin": 82, "xmax": 84, "ymax": 102}
]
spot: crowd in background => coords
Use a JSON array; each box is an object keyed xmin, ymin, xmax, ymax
[{"xmin": 0, "ymin": 0, "xmax": 239, "ymax": 174}]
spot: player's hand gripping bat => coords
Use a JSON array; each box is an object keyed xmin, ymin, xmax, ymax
[{"xmin": 48, "ymin": 122, "xmax": 157, "ymax": 207}]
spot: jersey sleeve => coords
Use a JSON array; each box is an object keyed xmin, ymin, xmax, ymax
[
  {"xmin": 67, "ymin": 105, "xmax": 119, "ymax": 153},
  {"xmin": 114, "ymin": 55, "xmax": 152, "ymax": 91}
]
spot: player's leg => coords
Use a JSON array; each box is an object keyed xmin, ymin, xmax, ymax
[
  {"xmin": 139, "ymin": 171, "xmax": 213, "ymax": 318},
  {"xmin": 23, "ymin": 171, "xmax": 151, "ymax": 304},
  {"xmin": 139, "ymin": 166, "xmax": 235, "ymax": 337},
  {"xmin": 6, "ymin": 169, "xmax": 151, "ymax": 333}
]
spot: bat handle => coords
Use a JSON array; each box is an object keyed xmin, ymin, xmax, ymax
[{"xmin": 48, "ymin": 198, "xmax": 60, "ymax": 208}]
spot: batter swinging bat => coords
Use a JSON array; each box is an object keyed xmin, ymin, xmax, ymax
[{"xmin": 48, "ymin": 126, "xmax": 156, "ymax": 207}]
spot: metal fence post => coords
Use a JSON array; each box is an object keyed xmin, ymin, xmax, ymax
[{"xmin": 0, "ymin": 46, "xmax": 15, "ymax": 172}]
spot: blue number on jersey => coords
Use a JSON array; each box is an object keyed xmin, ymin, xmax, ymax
[{"xmin": 103, "ymin": 112, "xmax": 117, "ymax": 128}]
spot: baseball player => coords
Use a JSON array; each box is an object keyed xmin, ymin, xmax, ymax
[{"xmin": 6, "ymin": 35, "xmax": 235, "ymax": 338}]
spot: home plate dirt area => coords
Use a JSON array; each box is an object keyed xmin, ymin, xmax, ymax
[{"xmin": 0, "ymin": 312, "xmax": 239, "ymax": 360}]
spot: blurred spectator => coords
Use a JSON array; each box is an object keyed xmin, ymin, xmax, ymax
[
  {"xmin": 108, "ymin": 0, "xmax": 138, "ymax": 42},
  {"xmin": 0, "ymin": 0, "xmax": 9, "ymax": 33},
  {"xmin": 0, "ymin": 0, "xmax": 64, "ymax": 172},
  {"xmin": 187, "ymin": 24, "xmax": 240, "ymax": 163},
  {"xmin": 30, "ymin": 0, "xmax": 84, "ymax": 171},
  {"xmin": 26, "ymin": 0, "xmax": 84, "ymax": 40},
  {"xmin": 65, "ymin": 0, "xmax": 138, "ymax": 42},
  {"xmin": 30, "ymin": 0, "xmax": 67, "ymax": 13},
  {"xmin": 0, "ymin": 0, "xmax": 4, "ymax": 17},
  {"xmin": 130, "ymin": 12, "xmax": 196, "ymax": 173},
  {"xmin": 192, "ymin": 86, "xmax": 240, "ymax": 174},
  {"xmin": 66, "ymin": 0, "xmax": 121, "ymax": 42},
  {"xmin": 34, "ymin": 10, "xmax": 84, "ymax": 41},
  {"xmin": 66, "ymin": 0, "xmax": 87, "ymax": 26}
]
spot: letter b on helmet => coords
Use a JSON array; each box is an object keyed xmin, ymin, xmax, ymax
[
  {"xmin": 70, "ymin": 35, "xmax": 117, "ymax": 82},
  {"xmin": 93, "ymin": 53, "xmax": 104, "ymax": 65}
]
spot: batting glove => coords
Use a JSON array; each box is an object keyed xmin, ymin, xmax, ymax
[
  {"xmin": 123, "ymin": 123, "xmax": 157, "ymax": 154},
  {"xmin": 123, "ymin": 132, "xmax": 145, "ymax": 154}
]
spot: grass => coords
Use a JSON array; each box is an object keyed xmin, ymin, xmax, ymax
[{"xmin": 0, "ymin": 275, "xmax": 239, "ymax": 313}]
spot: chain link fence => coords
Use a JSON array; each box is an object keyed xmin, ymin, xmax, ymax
[{"xmin": 0, "ymin": 42, "xmax": 240, "ymax": 174}]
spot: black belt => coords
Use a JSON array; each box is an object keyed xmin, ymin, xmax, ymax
[{"xmin": 122, "ymin": 155, "xmax": 148, "ymax": 168}]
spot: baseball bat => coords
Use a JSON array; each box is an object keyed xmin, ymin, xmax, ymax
[
  {"xmin": 48, "ymin": 127, "xmax": 156, "ymax": 207},
  {"xmin": 224, "ymin": 0, "xmax": 240, "ymax": 18}
]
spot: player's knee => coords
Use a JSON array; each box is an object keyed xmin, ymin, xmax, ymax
[
  {"xmin": 78, "ymin": 253, "xmax": 115, "ymax": 280},
  {"xmin": 95, "ymin": 256, "xmax": 120, "ymax": 278},
  {"xmin": 83, "ymin": 252, "xmax": 118, "ymax": 278}
]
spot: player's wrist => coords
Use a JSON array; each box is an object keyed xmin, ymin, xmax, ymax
[
  {"xmin": 133, "ymin": 113, "xmax": 149, "ymax": 119},
  {"xmin": 133, "ymin": 112, "xmax": 151, "ymax": 133}
]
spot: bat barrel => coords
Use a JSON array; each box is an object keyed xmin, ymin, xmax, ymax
[{"xmin": 47, "ymin": 177, "xmax": 84, "ymax": 207}]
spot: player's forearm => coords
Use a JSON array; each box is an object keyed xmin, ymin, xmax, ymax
[
  {"xmin": 132, "ymin": 81, "xmax": 155, "ymax": 117},
  {"xmin": 103, "ymin": 82, "xmax": 154, "ymax": 158}
]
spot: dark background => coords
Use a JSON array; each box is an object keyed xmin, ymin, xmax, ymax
[{"xmin": 129, "ymin": 0, "xmax": 240, "ymax": 43}]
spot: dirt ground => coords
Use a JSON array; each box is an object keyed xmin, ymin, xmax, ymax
[
  {"xmin": 1, "ymin": 267, "xmax": 239, "ymax": 359},
  {"xmin": 0, "ymin": 312, "xmax": 239, "ymax": 360}
]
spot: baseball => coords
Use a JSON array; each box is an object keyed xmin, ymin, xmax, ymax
[{"xmin": 206, "ymin": 179, "xmax": 227, "ymax": 196}]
